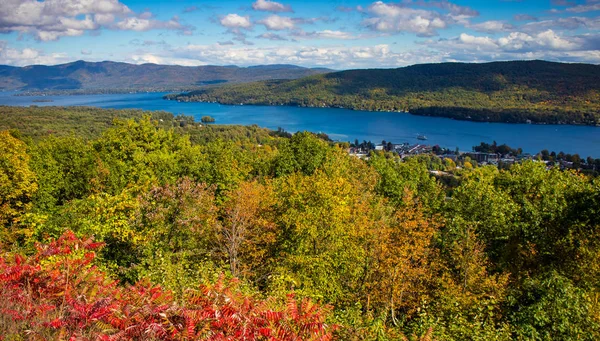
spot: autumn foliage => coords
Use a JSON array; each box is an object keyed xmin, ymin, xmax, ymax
[
  {"xmin": 2, "ymin": 113, "xmax": 600, "ymax": 340},
  {"xmin": 0, "ymin": 131, "xmax": 37, "ymax": 230},
  {"xmin": 0, "ymin": 231, "xmax": 335, "ymax": 340}
]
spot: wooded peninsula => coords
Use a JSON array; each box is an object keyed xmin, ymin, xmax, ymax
[{"xmin": 168, "ymin": 60, "xmax": 600, "ymax": 126}]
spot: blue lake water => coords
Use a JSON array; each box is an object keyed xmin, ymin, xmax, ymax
[{"xmin": 1, "ymin": 91, "xmax": 599, "ymax": 157}]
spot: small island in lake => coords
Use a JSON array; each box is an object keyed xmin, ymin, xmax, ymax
[{"xmin": 201, "ymin": 115, "xmax": 216, "ymax": 123}]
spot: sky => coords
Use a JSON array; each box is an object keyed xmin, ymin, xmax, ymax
[{"xmin": 0, "ymin": 0, "xmax": 599, "ymax": 69}]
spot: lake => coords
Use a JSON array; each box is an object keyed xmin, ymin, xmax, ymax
[{"xmin": 1, "ymin": 91, "xmax": 599, "ymax": 157}]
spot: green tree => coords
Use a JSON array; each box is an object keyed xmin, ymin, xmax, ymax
[
  {"xmin": 194, "ymin": 139, "xmax": 253, "ymax": 199},
  {"xmin": 201, "ymin": 115, "xmax": 216, "ymax": 123},
  {"xmin": 510, "ymin": 272, "xmax": 600, "ymax": 341},
  {"xmin": 368, "ymin": 154, "xmax": 443, "ymax": 211},
  {"xmin": 93, "ymin": 116, "xmax": 198, "ymax": 193},
  {"xmin": 135, "ymin": 178, "xmax": 220, "ymax": 293},
  {"xmin": 30, "ymin": 136, "xmax": 99, "ymax": 210},
  {"xmin": 46, "ymin": 188, "xmax": 141, "ymax": 282},
  {"xmin": 274, "ymin": 131, "xmax": 330, "ymax": 177}
]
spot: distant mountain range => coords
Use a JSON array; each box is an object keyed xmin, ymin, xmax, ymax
[
  {"xmin": 169, "ymin": 60, "xmax": 600, "ymax": 126},
  {"xmin": 0, "ymin": 60, "xmax": 331, "ymax": 91}
]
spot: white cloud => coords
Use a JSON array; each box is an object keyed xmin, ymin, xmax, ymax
[
  {"xmin": 311, "ymin": 30, "xmax": 356, "ymax": 40},
  {"xmin": 469, "ymin": 20, "xmax": 514, "ymax": 33},
  {"xmin": 361, "ymin": 1, "xmax": 471, "ymax": 37},
  {"xmin": 423, "ymin": 30, "xmax": 600, "ymax": 63},
  {"xmin": 498, "ymin": 30, "xmax": 578, "ymax": 51},
  {"xmin": 252, "ymin": 0, "xmax": 293, "ymax": 13},
  {"xmin": 415, "ymin": 0, "xmax": 479, "ymax": 17},
  {"xmin": 291, "ymin": 30, "xmax": 360, "ymax": 40},
  {"xmin": 565, "ymin": 3, "xmax": 600, "ymax": 13},
  {"xmin": 520, "ymin": 16, "xmax": 600, "ymax": 34},
  {"xmin": 0, "ymin": 0, "xmax": 127, "ymax": 40},
  {"xmin": 427, "ymin": 30, "xmax": 583, "ymax": 53},
  {"xmin": 94, "ymin": 13, "xmax": 116, "ymax": 25},
  {"xmin": 0, "ymin": 41, "xmax": 70, "ymax": 66},
  {"xmin": 258, "ymin": 15, "xmax": 295, "ymax": 30},
  {"xmin": 219, "ymin": 14, "xmax": 252, "ymax": 29},
  {"xmin": 116, "ymin": 17, "xmax": 152, "ymax": 31},
  {"xmin": 219, "ymin": 14, "xmax": 253, "ymax": 45},
  {"xmin": 458, "ymin": 33, "xmax": 497, "ymax": 48},
  {"xmin": 256, "ymin": 32, "xmax": 288, "ymax": 40},
  {"xmin": 153, "ymin": 42, "xmax": 445, "ymax": 69},
  {"xmin": 115, "ymin": 16, "xmax": 193, "ymax": 34},
  {"xmin": 0, "ymin": 0, "xmax": 193, "ymax": 41},
  {"xmin": 130, "ymin": 53, "xmax": 206, "ymax": 66},
  {"xmin": 514, "ymin": 14, "xmax": 538, "ymax": 22}
]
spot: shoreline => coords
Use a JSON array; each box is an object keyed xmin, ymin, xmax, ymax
[
  {"xmin": 165, "ymin": 96, "xmax": 600, "ymax": 128},
  {"xmin": 12, "ymin": 89, "xmax": 198, "ymax": 97},
  {"xmin": 0, "ymin": 101, "xmax": 599, "ymax": 157},
  {"xmin": 8, "ymin": 89, "xmax": 599, "ymax": 127}
]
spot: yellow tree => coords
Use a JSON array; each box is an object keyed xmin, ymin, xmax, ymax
[
  {"xmin": 0, "ymin": 131, "xmax": 38, "ymax": 233},
  {"xmin": 219, "ymin": 180, "xmax": 277, "ymax": 281},
  {"xmin": 269, "ymin": 153, "xmax": 381, "ymax": 307},
  {"xmin": 365, "ymin": 190, "xmax": 440, "ymax": 325},
  {"xmin": 428, "ymin": 215, "xmax": 511, "ymax": 340},
  {"xmin": 441, "ymin": 216, "xmax": 509, "ymax": 305}
]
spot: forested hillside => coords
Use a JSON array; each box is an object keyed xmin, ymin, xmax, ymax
[
  {"xmin": 1, "ymin": 107, "xmax": 600, "ymax": 340},
  {"xmin": 0, "ymin": 61, "xmax": 330, "ymax": 92},
  {"xmin": 170, "ymin": 60, "xmax": 600, "ymax": 125}
]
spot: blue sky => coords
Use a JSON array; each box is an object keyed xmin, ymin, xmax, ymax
[{"xmin": 1, "ymin": 0, "xmax": 599, "ymax": 68}]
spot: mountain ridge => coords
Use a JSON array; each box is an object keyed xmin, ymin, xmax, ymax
[{"xmin": 0, "ymin": 60, "xmax": 333, "ymax": 91}]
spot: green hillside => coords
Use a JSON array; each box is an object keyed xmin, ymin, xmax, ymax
[{"xmin": 170, "ymin": 60, "xmax": 600, "ymax": 125}]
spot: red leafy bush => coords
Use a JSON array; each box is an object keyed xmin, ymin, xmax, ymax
[{"xmin": 0, "ymin": 231, "xmax": 335, "ymax": 340}]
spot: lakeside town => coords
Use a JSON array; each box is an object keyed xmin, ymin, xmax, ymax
[{"xmin": 347, "ymin": 138, "xmax": 600, "ymax": 174}]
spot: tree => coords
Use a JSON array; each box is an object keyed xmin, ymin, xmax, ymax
[
  {"xmin": 201, "ymin": 115, "xmax": 215, "ymax": 123},
  {"xmin": 443, "ymin": 157, "xmax": 456, "ymax": 171},
  {"xmin": 30, "ymin": 136, "xmax": 99, "ymax": 210},
  {"xmin": 51, "ymin": 188, "xmax": 141, "ymax": 283},
  {"xmin": 0, "ymin": 131, "xmax": 37, "ymax": 231},
  {"xmin": 269, "ymin": 168, "xmax": 376, "ymax": 306},
  {"xmin": 93, "ymin": 116, "xmax": 199, "ymax": 193},
  {"xmin": 444, "ymin": 166, "xmax": 517, "ymax": 269},
  {"xmin": 365, "ymin": 191, "xmax": 440, "ymax": 324},
  {"xmin": 368, "ymin": 154, "xmax": 443, "ymax": 211},
  {"xmin": 510, "ymin": 272, "xmax": 600, "ymax": 341},
  {"xmin": 135, "ymin": 178, "xmax": 220, "ymax": 292},
  {"xmin": 219, "ymin": 180, "xmax": 276, "ymax": 281},
  {"xmin": 195, "ymin": 139, "xmax": 253, "ymax": 198},
  {"xmin": 274, "ymin": 131, "xmax": 330, "ymax": 177}
]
